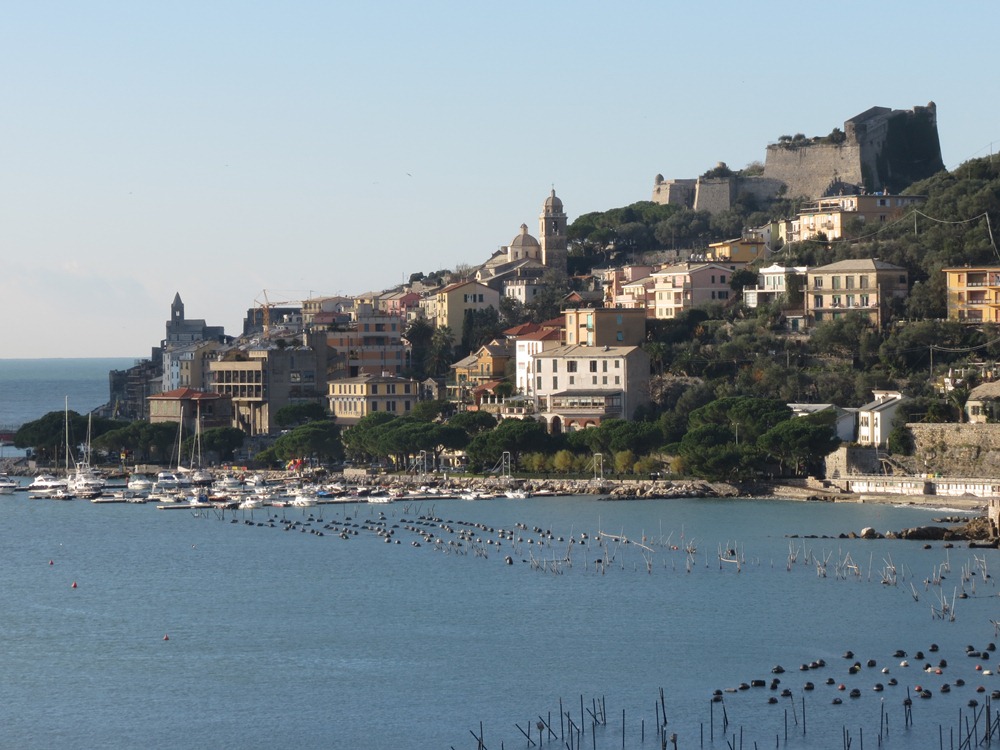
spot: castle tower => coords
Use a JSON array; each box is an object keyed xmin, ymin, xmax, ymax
[{"xmin": 539, "ymin": 189, "xmax": 567, "ymax": 274}]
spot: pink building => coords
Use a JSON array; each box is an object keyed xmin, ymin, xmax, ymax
[{"xmin": 651, "ymin": 262, "xmax": 734, "ymax": 318}]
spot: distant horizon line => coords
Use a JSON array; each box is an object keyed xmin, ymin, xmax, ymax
[{"xmin": 0, "ymin": 356, "xmax": 144, "ymax": 362}]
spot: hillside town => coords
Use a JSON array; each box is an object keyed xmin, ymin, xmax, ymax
[{"xmin": 12, "ymin": 103, "xmax": 1000, "ymax": 530}]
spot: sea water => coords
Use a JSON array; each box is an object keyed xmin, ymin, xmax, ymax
[
  {"xmin": 0, "ymin": 494, "xmax": 995, "ymax": 749},
  {"xmin": 0, "ymin": 357, "xmax": 137, "ymax": 457}
]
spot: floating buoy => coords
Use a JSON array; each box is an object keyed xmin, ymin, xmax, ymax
[
  {"xmin": 48, "ymin": 560, "xmax": 53, "ymax": 566},
  {"xmin": 163, "ymin": 634, "xmax": 169, "ymax": 641},
  {"xmin": 71, "ymin": 581, "xmax": 77, "ymax": 588}
]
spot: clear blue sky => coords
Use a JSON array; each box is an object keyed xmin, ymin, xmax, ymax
[{"xmin": 2, "ymin": 1, "xmax": 997, "ymax": 358}]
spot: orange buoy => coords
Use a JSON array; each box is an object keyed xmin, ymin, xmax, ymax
[{"xmin": 71, "ymin": 581, "xmax": 77, "ymax": 588}]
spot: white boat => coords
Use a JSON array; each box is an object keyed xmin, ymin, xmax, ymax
[
  {"xmin": 126, "ymin": 473, "xmax": 155, "ymax": 493},
  {"xmin": 70, "ymin": 414, "xmax": 106, "ymax": 496},
  {"xmin": 290, "ymin": 494, "xmax": 317, "ymax": 507},
  {"xmin": 367, "ymin": 494, "xmax": 394, "ymax": 504},
  {"xmin": 191, "ymin": 468, "xmax": 214, "ymax": 487},
  {"xmin": 213, "ymin": 474, "xmax": 244, "ymax": 493},
  {"xmin": 28, "ymin": 474, "xmax": 68, "ymax": 495},
  {"xmin": 504, "ymin": 489, "xmax": 530, "ymax": 499},
  {"xmin": 238, "ymin": 495, "xmax": 263, "ymax": 510},
  {"xmin": 155, "ymin": 471, "xmax": 191, "ymax": 490},
  {"xmin": 0, "ymin": 473, "xmax": 18, "ymax": 494}
]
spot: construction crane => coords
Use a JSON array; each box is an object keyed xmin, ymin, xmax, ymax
[{"xmin": 254, "ymin": 290, "xmax": 303, "ymax": 338}]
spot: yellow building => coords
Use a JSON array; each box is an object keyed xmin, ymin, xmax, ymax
[
  {"xmin": 431, "ymin": 280, "xmax": 500, "ymax": 332},
  {"xmin": 706, "ymin": 233, "xmax": 768, "ymax": 264},
  {"xmin": 942, "ymin": 266, "xmax": 1000, "ymax": 323},
  {"xmin": 327, "ymin": 374, "xmax": 421, "ymax": 425},
  {"xmin": 794, "ymin": 193, "xmax": 925, "ymax": 242}
]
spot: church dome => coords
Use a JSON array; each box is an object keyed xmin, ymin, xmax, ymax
[
  {"xmin": 543, "ymin": 189, "xmax": 563, "ymax": 212},
  {"xmin": 510, "ymin": 223, "xmax": 540, "ymax": 248}
]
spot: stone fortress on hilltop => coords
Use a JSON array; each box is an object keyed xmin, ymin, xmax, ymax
[{"xmin": 653, "ymin": 103, "xmax": 945, "ymax": 213}]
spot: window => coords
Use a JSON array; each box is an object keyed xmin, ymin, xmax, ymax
[
  {"xmin": 614, "ymin": 376, "xmax": 620, "ymax": 384},
  {"xmin": 813, "ymin": 278, "xmax": 823, "ymax": 289},
  {"xmin": 536, "ymin": 376, "xmax": 542, "ymax": 390},
  {"xmin": 552, "ymin": 377, "xmax": 558, "ymax": 389},
  {"xmin": 602, "ymin": 361, "xmax": 608, "ymax": 372},
  {"xmin": 371, "ymin": 401, "xmax": 378, "ymax": 411},
  {"xmin": 592, "ymin": 376, "xmax": 598, "ymax": 385},
  {"xmin": 845, "ymin": 276, "xmax": 854, "ymax": 289},
  {"xmin": 616, "ymin": 314, "xmax": 623, "ymax": 324},
  {"xmin": 590, "ymin": 361, "xmax": 598, "ymax": 373},
  {"xmin": 567, "ymin": 361, "xmax": 577, "ymax": 373},
  {"xmin": 831, "ymin": 276, "xmax": 841, "ymax": 290},
  {"xmin": 616, "ymin": 332, "xmax": 623, "ymax": 341},
  {"xmin": 814, "ymin": 295, "xmax": 823, "ymax": 309},
  {"xmin": 569, "ymin": 376, "xmax": 575, "ymax": 385},
  {"xmin": 860, "ymin": 276, "xmax": 869, "ymax": 289},
  {"xmin": 552, "ymin": 360, "xmax": 558, "ymax": 373},
  {"xmin": 720, "ymin": 275, "xmax": 726, "ymax": 284},
  {"xmin": 602, "ymin": 376, "xmax": 608, "ymax": 384}
]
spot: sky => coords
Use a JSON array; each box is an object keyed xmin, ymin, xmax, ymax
[{"xmin": 2, "ymin": 1, "xmax": 998, "ymax": 358}]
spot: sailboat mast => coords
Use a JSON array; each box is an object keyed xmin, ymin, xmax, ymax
[{"xmin": 64, "ymin": 396, "xmax": 70, "ymax": 472}]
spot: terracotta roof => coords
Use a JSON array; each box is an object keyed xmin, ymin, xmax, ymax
[
  {"xmin": 503, "ymin": 322, "xmax": 540, "ymax": 336},
  {"xmin": 517, "ymin": 328, "xmax": 562, "ymax": 342},
  {"xmin": 149, "ymin": 388, "xmax": 224, "ymax": 401}
]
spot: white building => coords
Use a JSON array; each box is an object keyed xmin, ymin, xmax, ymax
[
  {"xmin": 531, "ymin": 345, "xmax": 650, "ymax": 433},
  {"xmin": 856, "ymin": 390, "xmax": 905, "ymax": 448}
]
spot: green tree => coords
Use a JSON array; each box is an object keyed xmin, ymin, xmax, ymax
[
  {"xmin": 757, "ymin": 414, "xmax": 840, "ymax": 477},
  {"xmin": 200, "ymin": 427, "xmax": 247, "ymax": 462},
  {"xmin": 272, "ymin": 421, "xmax": 343, "ymax": 464},
  {"xmin": 273, "ymin": 402, "xmax": 328, "ymax": 427}
]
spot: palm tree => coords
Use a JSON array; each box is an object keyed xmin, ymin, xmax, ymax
[{"xmin": 426, "ymin": 326, "xmax": 455, "ymax": 376}]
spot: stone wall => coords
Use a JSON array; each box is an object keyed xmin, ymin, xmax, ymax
[
  {"xmin": 692, "ymin": 178, "xmax": 734, "ymax": 214},
  {"xmin": 763, "ymin": 142, "xmax": 864, "ymax": 199},
  {"xmin": 825, "ymin": 445, "xmax": 880, "ymax": 483},
  {"xmin": 908, "ymin": 423, "xmax": 1000, "ymax": 476}
]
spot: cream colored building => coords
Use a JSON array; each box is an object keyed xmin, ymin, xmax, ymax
[
  {"xmin": 327, "ymin": 374, "xmax": 421, "ymax": 425},
  {"xmin": 805, "ymin": 258, "xmax": 908, "ymax": 326}
]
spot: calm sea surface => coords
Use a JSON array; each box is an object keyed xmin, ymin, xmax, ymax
[
  {"xmin": 0, "ymin": 358, "xmax": 138, "ymax": 456},
  {"xmin": 0, "ymin": 357, "xmax": 139, "ymax": 425},
  {"xmin": 0, "ymin": 494, "xmax": 996, "ymax": 749}
]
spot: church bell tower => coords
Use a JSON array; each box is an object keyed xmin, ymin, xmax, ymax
[{"xmin": 539, "ymin": 189, "xmax": 567, "ymax": 275}]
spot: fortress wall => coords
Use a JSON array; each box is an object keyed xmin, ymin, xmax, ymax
[
  {"xmin": 652, "ymin": 180, "xmax": 695, "ymax": 208},
  {"xmin": 737, "ymin": 177, "xmax": 787, "ymax": 206},
  {"xmin": 692, "ymin": 178, "xmax": 735, "ymax": 213},
  {"xmin": 763, "ymin": 142, "xmax": 864, "ymax": 199},
  {"xmin": 908, "ymin": 423, "xmax": 1000, "ymax": 477}
]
